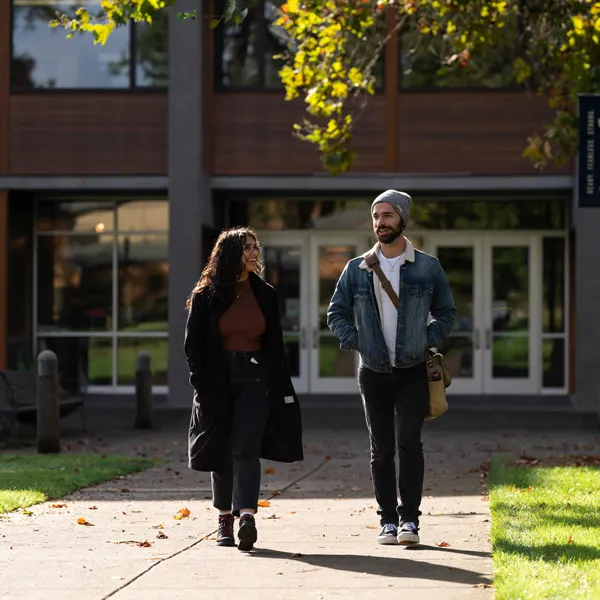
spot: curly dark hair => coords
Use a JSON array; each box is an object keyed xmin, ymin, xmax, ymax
[{"xmin": 185, "ymin": 227, "xmax": 263, "ymax": 310}]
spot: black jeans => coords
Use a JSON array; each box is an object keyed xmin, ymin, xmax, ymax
[
  {"xmin": 211, "ymin": 351, "xmax": 270, "ymax": 516},
  {"xmin": 358, "ymin": 363, "xmax": 429, "ymax": 526}
]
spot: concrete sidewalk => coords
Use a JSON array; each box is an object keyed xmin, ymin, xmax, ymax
[{"xmin": 2, "ymin": 411, "xmax": 598, "ymax": 600}]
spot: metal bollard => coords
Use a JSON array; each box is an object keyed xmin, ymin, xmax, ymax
[
  {"xmin": 37, "ymin": 350, "xmax": 60, "ymax": 454},
  {"xmin": 134, "ymin": 351, "xmax": 153, "ymax": 429}
]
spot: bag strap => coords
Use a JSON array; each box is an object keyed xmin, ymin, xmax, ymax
[{"xmin": 364, "ymin": 251, "xmax": 399, "ymax": 309}]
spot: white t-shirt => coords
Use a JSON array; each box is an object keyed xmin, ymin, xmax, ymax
[{"xmin": 377, "ymin": 249, "xmax": 405, "ymax": 366}]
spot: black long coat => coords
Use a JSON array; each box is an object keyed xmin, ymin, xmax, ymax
[{"xmin": 184, "ymin": 272, "xmax": 304, "ymax": 472}]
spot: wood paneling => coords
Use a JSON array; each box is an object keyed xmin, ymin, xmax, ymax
[
  {"xmin": 9, "ymin": 94, "xmax": 167, "ymax": 175},
  {"xmin": 211, "ymin": 94, "xmax": 387, "ymax": 175},
  {"xmin": 397, "ymin": 92, "xmax": 570, "ymax": 175},
  {"xmin": 0, "ymin": 192, "xmax": 7, "ymax": 369},
  {"xmin": 384, "ymin": 9, "xmax": 399, "ymax": 171},
  {"xmin": 0, "ymin": 0, "xmax": 10, "ymax": 174}
]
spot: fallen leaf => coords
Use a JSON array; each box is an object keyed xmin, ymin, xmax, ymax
[
  {"xmin": 258, "ymin": 500, "xmax": 271, "ymax": 508},
  {"xmin": 472, "ymin": 584, "xmax": 492, "ymax": 589},
  {"xmin": 152, "ymin": 524, "xmax": 164, "ymax": 529},
  {"xmin": 156, "ymin": 531, "xmax": 168, "ymax": 539},
  {"xmin": 21, "ymin": 509, "xmax": 33, "ymax": 516},
  {"xmin": 271, "ymin": 491, "xmax": 281, "ymax": 496},
  {"xmin": 436, "ymin": 541, "xmax": 451, "ymax": 547},
  {"xmin": 137, "ymin": 540, "xmax": 152, "ymax": 547},
  {"xmin": 289, "ymin": 511, "xmax": 296, "ymax": 515},
  {"xmin": 569, "ymin": 535, "xmax": 574, "ymax": 544},
  {"xmin": 265, "ymin": 467, "xmax": 276, "ymax": 475},
  {"xmin": 174, "ymin": 507, "xmax": 191, "ymax": 520},
  {"xmin": 365, "ymin": 525, "xmax": 377, "ymax": 530},
  {"xmin": 77, "ymin": 518, "xmax": 93, "ymax": 526},
  {"xmin": 89, "ymin": 506, "xmax": 98, "ymax": 510},
  {"xmin": 51, "ymin": 504, "xmax": 66, "ymax": 509},
  {"xmin": 265, "ymin": 514, "xmax": 280, "ymax": 520}
]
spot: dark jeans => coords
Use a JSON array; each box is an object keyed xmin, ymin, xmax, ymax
[
  {"xmin": 358, "ymin": 363, "xmax": 429, "ymax": 527},
  {"xmin": 211, "ymin": 351, "xmax": 270, "ymax": 516}
]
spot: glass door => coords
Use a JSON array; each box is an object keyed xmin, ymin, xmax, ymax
[
  {"xmin": 483, "ymin": 236, "xmax": 541, "ymax": 394},
  {"xmin": 310, "ymin": 234, "xmax": 370, "ymax": 393},
  {"xmin": 431, "ymin": 236, "xmax": 484, "ymax": 394},
  {"xmin": 260, "ymin": 233, "xmax": 310, "ymax": 394}
]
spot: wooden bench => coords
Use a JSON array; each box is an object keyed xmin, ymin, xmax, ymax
[{"xmin": 0, "ymin": 370, "xmax": 86, "ymax": 443}]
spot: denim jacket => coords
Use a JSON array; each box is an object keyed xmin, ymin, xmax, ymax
[{"xmin": 327, "ymin": 239, "xmax": 457, "ymax": 373}]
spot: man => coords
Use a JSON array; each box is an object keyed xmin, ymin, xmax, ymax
[{"xmin": 327, "ymin": 190, "xmax": 456, "ymax": 545}]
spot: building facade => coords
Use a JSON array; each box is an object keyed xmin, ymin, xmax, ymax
[{"xmin": 0, "ymin": 0, "xmax": 597, "ymax": 414}]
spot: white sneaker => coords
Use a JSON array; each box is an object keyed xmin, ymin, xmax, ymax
[
  {"xmin": 397, "ymin": 521, "xmax": 420, "ymax": 545},
  {"xmin": 377, "ymin": 523, "xmax": 399, "ymax": 545}
]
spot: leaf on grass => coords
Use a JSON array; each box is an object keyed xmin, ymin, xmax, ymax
[
  {"xmin": 156, "ymin": 531, "xmax": 168, "ymax": 539},
  {"xmin": 265, "ymin": 467, "xmax": 276, "ymax": 474},
  {"xmin": 436, "ymin": 541, "xmax": 451, "ymax": 547},
  {"xmin": 137, "ymin": 540, "xmax": 152, "ymax": 547},
  {"xmin": 77, "ymin": 517, "xmax": 93, "ymax": 526},
  {"xmin": 51, "ymin": 503, "xmax": 66, "ymax": 509},
  {"xmin": 569, "ymin": 535, "xmax": 574, "ymax": 544},
  {"xmin": 258, "ymin": 500, "xmax": 271, "ymax": 508},
  {"xmin": 174, "ymin": 507, "xmax": 191, "ymax": 520}
]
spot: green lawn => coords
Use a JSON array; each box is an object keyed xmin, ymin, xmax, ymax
[
  {"xmin": 490, "ymin": 459, "xmax": 600, "ymax": 600},
  {"xmin": 0, "ymin": 454, "xmax": 156, "ymax": 514}
]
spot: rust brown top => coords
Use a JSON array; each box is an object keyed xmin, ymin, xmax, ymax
[{"xmin": 218, "ymin": 278, "xmax": 266, "ymax": 351}]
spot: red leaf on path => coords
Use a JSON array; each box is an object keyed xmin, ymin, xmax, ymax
[
  {"xmin": 137, "ymin": 540, "xmax": 152, "ymax": 547},
  {"xmin": 436, "ymin": 541, "xmax": 451, "ymax": 547}
]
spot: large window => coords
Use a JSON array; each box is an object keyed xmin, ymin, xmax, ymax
[
  {"xmin": 399, "ymin": 17, "xmax": 520, "ymax": 90},
  {"xmin": 36, "ymin": 198, "xmax": 169, "ymax": 392},
  {"xmin": 11, "ymin": 1, "xmax": 168, "ymax": 89}
]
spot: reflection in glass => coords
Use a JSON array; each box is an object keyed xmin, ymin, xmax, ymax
[
  {"xmin": 319, "ymin": 246, "xmax": 356, "ymax": 377},
  {"xmin": 399, "ymin": 15, "xmax": 519, "ymax": 89},
  {"xmin": 263, "ymin": 246, "xmax": 302, "ymax": 377},
  {"xmin": 437, "ymin": 247, "xmax": 473, "ymax": 330},
  {"xmin": 38, "ymin": 336, "xmax": 113, "ymax": 391},
  {"xmin": 37, "ymin": 201, "xmax": 115, "ymax": 233},
  {"xmin": 12, "ymin": 1, "xmax": 130, "ymax": 89},
  {"xmin": 37, "ymin": 235, "xmax": 113, "ymax": 332},
  {"xmin": 543, "ymin": 338, "xmax": 565, "ymax": 388},
  {"xmin": 411, "ymin": 200, "xmax": 565, "ymax": 230},
  {"xmin": 117, "ymin": 200, "xmax": 169, "ymax": 231},
  {"xmin": 492, "ymin": 247, "xmax": 529, "ymax": 332},
  {"xmin": 543, "ymin": 237, "xmax": 565, "ymax": 333},
  {"xmin": 441, "ymin": 335, "xmax": 473, "ymax": 378},
  {"xmin": 135, "ymin": 14, "xmax": 169, "ymax": 87},
  {"xmin": 492, "ymin": 335, "xmax": 529, "ymax": 379},
  {"xmin": 117, "ymin": 338, "xmax": 168, "ymax": 385},
  {"xmin": 118, "ymin": 235, "xmax": 168, "ymax": 331},
  {"xmin": 319, "ymin": 335, "xmax": 356, "ymax": 378}
]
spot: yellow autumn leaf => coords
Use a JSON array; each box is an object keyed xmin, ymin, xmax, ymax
[{"xmin": 258, "ymin": 500, "xmax": 271, "ymax": 508}]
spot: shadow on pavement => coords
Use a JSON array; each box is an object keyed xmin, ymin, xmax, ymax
[{"xmin": 251, "ymin": 548, "xmax": 490, "ymax": 586}]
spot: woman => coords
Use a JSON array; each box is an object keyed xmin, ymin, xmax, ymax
[{"xmin": 184, "ymin": 227, "xmax": 303, "ymax": 552}]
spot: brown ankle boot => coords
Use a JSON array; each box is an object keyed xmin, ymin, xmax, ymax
[{"xmin": 216, "ymin": 514, "xmax": 235, "ymax": 547}]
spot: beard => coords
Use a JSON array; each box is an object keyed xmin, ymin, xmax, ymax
[{"xmin": 375, "ymin": 225, "xmax": 403, "ymax": 245}]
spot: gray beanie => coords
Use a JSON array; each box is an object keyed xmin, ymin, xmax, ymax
[{"xmin": 371, "ymin": 190, "xmax": 412, "ymax": 225}]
